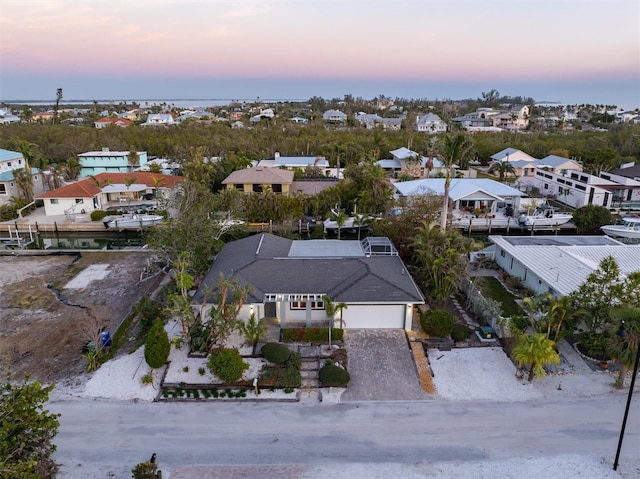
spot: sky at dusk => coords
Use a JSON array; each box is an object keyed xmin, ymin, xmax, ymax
[{"xmin": 1, "ymin": 0, "xmax": 639, "ymax": 107}]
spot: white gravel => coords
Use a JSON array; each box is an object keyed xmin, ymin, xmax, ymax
[{"xmin": 51, "ymin": 326, "xmax": 635, "ymax": 479}]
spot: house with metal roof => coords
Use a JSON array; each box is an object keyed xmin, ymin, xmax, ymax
[
  {"xmin": 322, "ymin": 109, "xmax": 347, "ymax": 123},
  {"xmin": 393, "ymin": 178, "xmax": 525, "ymax": 214},
  {"xmin": 192, "ymin": 233, "xmax": 424, "ymax": 330},
  {"xmin": 415, "ymin": 113, "xmax": 447, "ymax": 133},
  {"xmin": 489, "ymin": 235, "xmax": 640, "ymax": 298},
  {"xmin": 490, "ymin": 148, "xmax": 537, "ymax": 163},
  {"xmin": 377, "ymin": 147, "xmax": 449, "ymax": 178}
]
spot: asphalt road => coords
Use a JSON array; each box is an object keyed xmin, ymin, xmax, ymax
[{"xmin": 50, "ymin": 395, "xmax": 640, "ymax": 474}]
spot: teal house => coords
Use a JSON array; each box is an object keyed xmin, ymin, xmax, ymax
[{"xmin": 78, "ymin": 147, "xmax": 148, "ymax": 177}]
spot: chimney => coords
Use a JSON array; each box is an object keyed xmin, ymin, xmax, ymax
[{"xmin": 274, "ymin": 151, "xmax": 280, "ymax": 159}]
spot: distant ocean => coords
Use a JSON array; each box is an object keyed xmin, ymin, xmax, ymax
[{"xmin": 2, "ymin": 99, "xmax": 304, "ymax": 108}]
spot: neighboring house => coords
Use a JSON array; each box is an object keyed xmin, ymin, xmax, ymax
[
  {"xmin": 322, "ymin": 110, "xmax": 347, "ymax": 123},
  {"xmin": 534, "ymin": 155, "xmax": 583, "ymax": 175},
  {"xmin": 36, "ymin": 172, "xmax": 183, "ymax": 216},
  {"xmin": 192, "ymin": 233, "xmax": 424, "ymax": 330},
  {"xmin": 221, "ymin": 167, "xmax": 294, "ymax": 194},
  {"xmin": 32, "ymin": 111, "xmax": 55, "ymax": 122},
  {"xmin": 489, "ymin": 235, "xmax": 640, "ymax": 298},
  {"xmin": 393, "ymin": 178, "xmax": 525, "ymax": 213},
  {"xmin": 609, "ymin": 163, "xmax": 640, "ymax": 181},
  {"xmin": 231, "ymin": 120, "xmax": 245, "ymax": 129},
  {"xmin": 415, "ymin": 113, "xmax": 447, "ymax": 133},
  {"xmin": 94, "ymin": 118, "xmax": 134, "ymax": 128},
  {"xmin": 290, "ymin": 179, "xmax": 340, "ymax": 196},
  {"xmin": 116, "ymin": 110, "xmax": 140, "ymax": 121},
  {"xmin": 617, "ymin": 111, "xmax": 639, "ymax": 123},
  {"xmin": 289, "ymin": 116, "xmax": 308, "ymax": 124},
  {"xmin": 532, "ymin": 168, "xmax": 619, "ymax": 208},
  {"xmin": 78, "ymin": 148, "xmax": 148, "ymax": 177},
  {"xmin": 491, "ymin": 106, "xmax": 530, "ymax": 130},
  {"xmin": 598, "ymin": 170, "xmax": 640, "ymax": 207},
  {"xmin": 377, "ymin": 147, "xmax": 449, "ymax": 178},
  {"xmin": 491, "ymin": 148, "xmax": 537, "ymax": 163},
  {"xmin": 256, "ymin": 152, "xmax": 330, "ymax": 174},
  {"xmin": 0, "ymin": 149, "xmax": 45, "ymax": 207},
  {"xmin": 141, "ymin": 113, "xmax": 176, "ymax": 126},
  {"xmin": 355, "ymin": 113, "xmax": 402, "ymax": 130},
  {"xmin": 0, "ymin": 109, "xmax": 20, "ymax": 124}
]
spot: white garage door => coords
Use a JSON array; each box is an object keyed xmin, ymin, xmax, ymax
[{"xmin": 342, "ymin": 304, "xmax": 405, "ymax": 329}]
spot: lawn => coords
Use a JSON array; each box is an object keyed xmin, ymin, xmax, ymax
[{"xmin": 476, "ymin": 276, "xmax": 522, "ymax": 317}]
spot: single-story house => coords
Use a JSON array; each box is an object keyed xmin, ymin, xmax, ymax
[
  {"xmin": 141, "ymin": 114, "xmax": 176, "ymax": 126},
  {"xmin": 393, "ymin": 178, "xmax": 525, "ymax": 213},
  {"xmin": 221, "ymin": 167, "xmax": 294, "ymax": 194},
  {"xmin": 491, "ymin": 148, "xmax": 537, "ymax": 163},
  {"xmin": 489, "ymin": 235, "xmax": 640, "ymax": 298},
  {"xmin": 37, "ymin": 172, "xmax": 183, "ymax": 216},
  {"xmin": 94, "ymin": 118, "xmax": 134, "ymax": 128},
  {"xmin": 256, "ymin": 152, "xmax": 330, "ymax": 172},
  {"xmin": 377, "ymin": 147, "xmax": 450, "ymax": 178},
  {"xmin": 192, "ymin": 234, "xmax": 424, "ymax": 330}
]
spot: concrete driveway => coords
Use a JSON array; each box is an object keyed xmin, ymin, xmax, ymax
[{"xmin": 340, "ymin": 329, "xmax": 429, "ymax": 401}]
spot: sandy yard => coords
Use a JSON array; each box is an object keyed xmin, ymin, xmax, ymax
[{"xmin": 0, "ymin": 251, "xmax": 165, "ymax": 383}]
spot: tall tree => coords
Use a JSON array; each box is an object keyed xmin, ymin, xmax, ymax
[
  {"xmin": 488, "ymin": 161, "xmax": 516, "ymax": 181},
  {"xmin": 54, "ymin": 88, "xmax": 63, "ymax": 124},
  {"xmin": 438, "ymin": 133, "xmax": 473, "ymax": 229},
  {"xmin": 607, "ymin": 307, "xmax": 640, "ymax": 389}
]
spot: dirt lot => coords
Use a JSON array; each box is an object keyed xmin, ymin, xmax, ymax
[{"xmin": 0, "ymin": 251, "xmax": 166, "ymax": 383}]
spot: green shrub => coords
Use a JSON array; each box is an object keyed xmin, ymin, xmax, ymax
[
  {"xmin": 144, "ymin": 318, "xmax": 170, "ymax": 368},
  {"xmin": 420, "ymin": 309, "xmax": 454, "ymax": 337},
  {"xmin": 451, "ymin": 323, "xmax": 473, "ymax": 343},
  {"xmin": 90, "ymin": 209, "xmax": 108, "ymax": 221},
  {"xmin": 260, "ymin": 352, "xmax": 302, "ymax": 388},
  {"xmin": 281, "ymin": 328, "xmax": 344, "ymax": 342},
  {"xmin": 261, "ymin": 342, "xmax": 291, "ymax": 364},
  {"xmin": 319, "ymin": 364, "xmax": 350, "ymax": 387},
  {"xmin": 140, "ymin": 373, "xmax": 153, "ymax": 385},
  {"xmin": 198, "ymin": 367, "xmax": 206, "ymax": 376},
  {"xmin": 207, "ymin": 347, "xmax": 249, "ymax": 383},
  {"xmin": 0, "ymin": 203, "xmax": 17, "ymax": 221}
]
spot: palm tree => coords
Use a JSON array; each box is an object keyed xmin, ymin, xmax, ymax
[
  {"xmin": 546, "ymin": 296, "xmax": 582, "ymax": 342},
  {"xmin": 608, "ymin": 308, "xmax": 640, "ymax": 389},
  {"xmin": 353, "ymin": 213, "xmax": 370, "ymax": 240},
  {"xmin": 322, "ymin": 295, "xmax": 348, "ymax": 349},
  {"xmin": 124, "ymin": 176, "xmax": 137, "ymax": 205},
  {"xmin": 439, "ymin": 134, "xmax": 473, "ymax": 230},
  {"xmin": 488, "ymin": 161, "xmax": 516, "ymax": 181},
  {"xmin": 12, "ymin": 167, "xmax": 34, "ymax": 202},
  {"xmin": 128, "ymin": 150, "xmax": 139, "ymax": 172},
  {"xmin": 236, "ymin": 312, "xmax": 267, "ymax": 354},
  {"xmin": 512, "ymin": 333, "xmax": 560, "ymax": 382},
  {"xmin": 330, "ymin": 208, "xmax": 349, "ymax": 240}
]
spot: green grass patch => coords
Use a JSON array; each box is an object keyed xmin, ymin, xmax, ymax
[{"xmin": 476, "ymin": 276, "xmax": 522, "ymax": 317}]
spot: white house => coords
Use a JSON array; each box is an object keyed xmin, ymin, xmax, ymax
[
  {"xmin": 141, "ymin": 114, "xmax": 176, "ymax": 126},
  {"xmin": 415, "ymin": 113, "xmax": 447, "ymax": 133},
  {"xmin": 598, "ymin": 170, "xmax": 640, "ymax": 207},
  {"xmin": 393, "ymin": 178, "xmax": 525, "ymax": 215},
  {"xmin": 489, "ymin": 235, "xmax": 640, "ymax": 298},
  {"xmin": 532, "ymin": 168, "xmax": 620, "ymax": 208},
  {"xmin": 37, "ymin": 172, "xmax": 183, "ymax": 217},
  {"xmin": 322, "ymin": 110, "xmax": 347, "ymax": 123}
]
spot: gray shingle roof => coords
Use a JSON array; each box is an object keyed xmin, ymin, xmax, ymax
[{"xmin": 193, "ymin": 234, "xmax": 424, "ymax": 305}]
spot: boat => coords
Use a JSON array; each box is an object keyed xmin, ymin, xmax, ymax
[
  {"xmin": 600, "ymin": 216, "xmax": 640, "ymax": 240},
  {"xmin": 453, "ymin": 204, "xmax": 573, "ymax": 231},
  {"xmin": 103, "ymin": 214, "xmax": 164, "ymax": 230}
]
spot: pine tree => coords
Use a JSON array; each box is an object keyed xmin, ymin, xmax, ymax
[{"xmin": 144, "ymin": 318, "xmax": 170, "ymax": 368}]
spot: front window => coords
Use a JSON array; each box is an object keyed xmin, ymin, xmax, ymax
[
  {"xmin": 50, "ymin": 199, "xmax": 59, "ymax": 204},
  {"xmin": 290, "ymin": 295, "xmax": 325, "ymax": 310},
  {"xmin": 0, "ymin": 184, "xmax": 6, "ymax": 195},
  {"xmin": 75, "ymin": 199, "xmax": 84, "ymax": 204}
]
